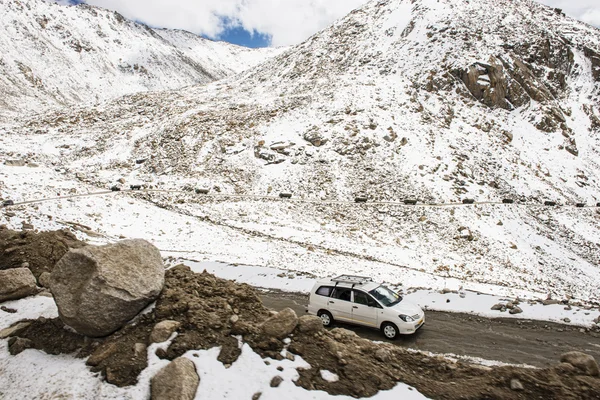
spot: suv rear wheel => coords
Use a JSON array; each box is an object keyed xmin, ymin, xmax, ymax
[
  {"xmin": 317, "ymin": 310, "xmax": 333, "ymax": 327},
  {"xmin": 381, "ymin": 322, "xmax": 399, "ymax": 340}
]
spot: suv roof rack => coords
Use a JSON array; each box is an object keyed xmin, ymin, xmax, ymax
[{"xmin": 331, "ymin": 275, "xmax": 373, "ymax": 286}]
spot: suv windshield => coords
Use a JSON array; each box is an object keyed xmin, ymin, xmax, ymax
[{"xmin": 369, "ymin": 285, "xmax": 402, "ymax": 307}]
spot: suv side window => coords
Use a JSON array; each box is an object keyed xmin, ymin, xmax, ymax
[
  {"xmin": 354, "ymin": 290, "xmax": 382, "ymax": 308},
  {"xmin": 331, "ymin": 288, "xmax": 352, "ymax": 302},
  {"xmin": 316, "ymin": 286, "xmax": 333, "ymax": 297},
  {"xmin": 353, "ymin": 290, "xmax": 369, "ymax": 305}
]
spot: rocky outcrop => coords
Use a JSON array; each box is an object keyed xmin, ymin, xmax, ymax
[
  {"xmin": 584, "ymin": 47, "xmax": 600, "ymax": 81},
  {"xmin": 50, "ymin": 239, "xmax": 165, "ymax": 337},
  {"xmin": 454, "ymin": 55, "xmax": 560, "ymax": 113},
  {"xmin": 453, "ymin": 35, "xmax": 574, "ymax": 134},
  {"xmin": 455, "ymin": 59, "xmax": 513, "ymax": 110},
  {"xmin": 0, "ymin": 268, "xmax": 38, "ymax": 302},
  {"xmin": 150, "ymin": 357, "xmax": 199, "ymax": 400}
]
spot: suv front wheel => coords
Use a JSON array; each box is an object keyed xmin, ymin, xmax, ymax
[
  {"xmin": 381, "ymin": 322, "xmax": 399, "ymax": 340},
  {"xmin": 317, "ymin": 310, "xmax": 333, "ymax": 327}
]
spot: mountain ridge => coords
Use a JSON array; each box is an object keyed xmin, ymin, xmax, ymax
[{"xmin": 0, "ymin": 0, "xmax": 281, "ymax": 119}]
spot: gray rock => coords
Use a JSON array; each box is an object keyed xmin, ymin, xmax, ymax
[
  {"xmin": 510, "ymin": 379, "xmax": 524, "ymax": 391},
  {"xmin": 151, "ymin": 357, "xmax": 199, "ymax": 400},
  {"xmin": 509, "ymin": 306, "xmax": 523, "ymax": 314},
  {"xmin": 0, "ymin": 268, "xmax": 38, "ymax": 302},
  {"xmin": 303, "ymin": 130, "xmax": 327, "ymax": 147},
  {"xmin": 261, "ymin": 308, "xmax": 298, "ymax": 339},
  {"xmin": 0, "ymin": 322, "xmax": 31, "ymax": 339},
  {"xmin": 86, "ymin": 342, "xmax": 119, "ymax": 366},
  {"xmin": 491, "ymin": 303, "xmax": 504, "ymax": 311},
  {"xmin": 503, "ymin": 131, "xmax": 514, "ymax": 142},
  {"xmin": 270, "ymin": 141, "xmax": 293, "ymax": 151},
  {"xmin": 4, "ymin": 159, "xmax": 26, "ymax": 167},
  {"xmin": 296, "ymin": 315, "xmax": 323, "ymax": 334},
  {"xmin": 8, "ymin": 337, "xmax": 33, "ymax": 355},
  {"xmin": 134, "ymin": 342, "xmax": 147, "ymax": 358},
  {"xmin": 50, "ymin": 239, "xmax": 165, "ymax": 337},
  {"xmin": 270, "ymin": 376, "xmax": 283, "ymax": 388},
  {"xmin": 542, "ymin": 299, "xmax": 560, "ymax": 305},
  {"xmin": 254, "ymin": 147, "xmax": 277, "ymax": 162},
  {"xmin": 38, "ymin": 272, "xmax": 52, "ymax": 288},
  {"xmin": 150, "ymin": 320, "xmax": 181, "ymax": 343},
  {"xmin": 560, "ymin": 352, "xmax": 600, "ymax": 376}
]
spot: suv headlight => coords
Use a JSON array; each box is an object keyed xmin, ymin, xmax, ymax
[{"xmin": 399, "ymin": 314, "xmax": 414, "ymax": 322}]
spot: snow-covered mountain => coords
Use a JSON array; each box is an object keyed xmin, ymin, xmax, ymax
[
  {"xmin": 0, "ymin": 0, "xmax": 281, "ymax": 119},
  {"xmin": 2, "ymin": 0, "xmax": 600, "ymax": 302}
]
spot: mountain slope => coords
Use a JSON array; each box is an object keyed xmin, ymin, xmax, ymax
[
  {"xmin": 0, "ymin": 0, "xmax": 280, "ymax": 118},
  {"xmin": 2, "ymin": 0, "xmax": 600, "ymax": 302}
]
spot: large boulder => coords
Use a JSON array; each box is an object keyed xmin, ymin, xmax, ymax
[
  {"xmin": 50, "ymin": 239, "xmax": 165, "ymax": 337},
  {"xmin": 261, "ymin": 308, "xmax": 298, "ymax": 339},
  {"xmin": 151, "ymin": 357, "xmax": 199, "ymax": 400},
  {"xmin": 0, "ymin": 268, "xmax": 38, "ymax": 302},
  {"xmin": 560, "ymin": 352, "xmax": 600, "ymax": 376}
]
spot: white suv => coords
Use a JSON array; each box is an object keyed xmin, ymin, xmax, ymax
[{"xmin": 307, "ymin": 275, "xmax": 425, "ymax": 339}]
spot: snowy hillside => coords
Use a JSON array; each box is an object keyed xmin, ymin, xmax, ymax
[
  {"xmin": 2, "ymin": 0, "xmax": 600, "ymax": 304},
  {"xmin": 0, "ymin": 0, "xmax": 280, "ymax": 119}
]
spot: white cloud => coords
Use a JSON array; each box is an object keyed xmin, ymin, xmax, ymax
[
  {"xmin": 80, "ymin": 0, "xmax": 366, "ymax": 47},
  {"xmin": 536, "ymin": 0, "xmax": 600, "ymax": 27},
  {"xmin": 51, "ymin": 0, "xmax": 599, "ymax": 47}
]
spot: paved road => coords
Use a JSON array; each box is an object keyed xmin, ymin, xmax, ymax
[
  {"xmin": 261, "ymin": 291, "xmax": 600, "ymax": 368},
  {"xmin": 4, "ymin": 187, "xmax": 597, "ymax": 209}
]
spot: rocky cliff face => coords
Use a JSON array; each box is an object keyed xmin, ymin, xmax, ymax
[{"xmin": 0, "ymin": 0, "xmax": 279, "ymax": 119}]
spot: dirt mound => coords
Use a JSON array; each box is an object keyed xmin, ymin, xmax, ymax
[
  {"xmin": 10, "ymin": 264, "xmax": 271, "ymax": 386},
  {"xmin": 0, "ymin": 227, "xmax": 85, "ymax": 279},
  {"xmin": 290, "ymin": 329, "xmax": 600, "ymax": 399},
  {"xmin": 7, "ymin": 264, "xmax": 600, "ymax": 398}
]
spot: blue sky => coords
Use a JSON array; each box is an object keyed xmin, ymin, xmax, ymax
[
  {"xmin": 218, "ymin": 27, "xmax": 271, "ymax": 48},
  {"xmin": 56, "ymin": 0, "xmax": 600, "ymax": 48}
]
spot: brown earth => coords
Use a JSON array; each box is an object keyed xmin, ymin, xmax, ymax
[
  {"xmin": 0, "ymin": 226, "xmax": 85, "ymax": 279},
  {"xmin": 5, "ymin": 264, "xmax": 600, "ymax": 399}
]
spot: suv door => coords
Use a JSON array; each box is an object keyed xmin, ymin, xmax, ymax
[
  {"xmin": 328, "ymin": 287, "xmax": 354, "ymax": 322},
  {"xmin": 351, "ymin": 290, "xmax": 381, "ymax": 327}
]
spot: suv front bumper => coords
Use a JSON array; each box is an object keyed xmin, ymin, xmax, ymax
[{"xmin": 400, "ymin": 315, "xmax": 425, "ymax": 334}]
